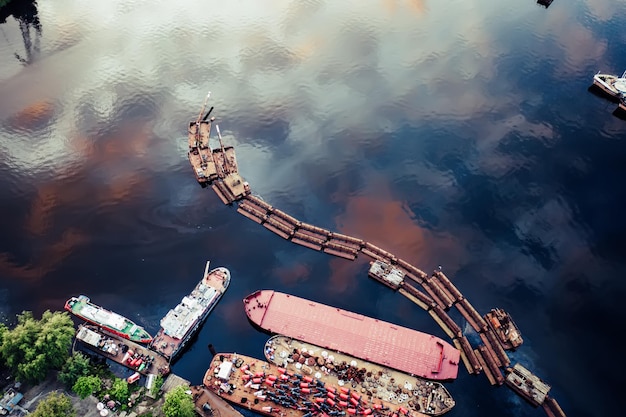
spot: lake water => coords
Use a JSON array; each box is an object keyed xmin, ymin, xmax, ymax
[{"xmin": 1, "ymin": 1, "xmax": 624, "ymax": 416}]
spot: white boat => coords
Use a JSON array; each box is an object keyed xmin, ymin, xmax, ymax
[
  {"xmin": 149, "ymin": 261, "xmax": 230, "ymax": 361},
  {"xmin": 592, "ymin": 70, "xmax": 626, "ymax": 98}
]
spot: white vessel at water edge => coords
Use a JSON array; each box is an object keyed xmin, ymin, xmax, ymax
[
  {"xmin": 592, "ymin": 70, "xmax": 626, "ymax": 99},
  {"xmin": 149, "ymin": 261, "xmax": 230, "ymax": 361}
]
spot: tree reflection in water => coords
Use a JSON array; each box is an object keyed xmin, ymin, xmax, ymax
[{"xmin": 0, "ymin": 0, "xmax": 41, "ymax": 64}]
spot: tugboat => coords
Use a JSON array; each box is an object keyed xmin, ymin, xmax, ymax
[
  {"xmin": 484, "ymin": 308, "xmax": 523, "ymax": 350},
  {"xmin": 205, "ymin": 352, "xmax": 435, "ymax": 417},
  {"xmin": 149, "ymin": 261, "xmax": 230, "ymax": 361},
  {"xmin": 618, "ymin": 95, "xmax": 626, "ymax": 113},
  {"xmin": 264, "ymin": 335, "xmax": 455, "ymax": 416},
  {"xmin": 65, "ymin": 295, "xmax": 152, "ymax": 344}
]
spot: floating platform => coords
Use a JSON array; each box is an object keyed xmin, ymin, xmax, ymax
[
  {"xmin": 264, "ymin": 335, "xmax": 455, "ymax": 416},
  {"xmin": 505, "ymin": 363, "xmax": 551, "ymax": 406},
  {"xmin": 191, "ymin": 384, "xmax": 244, "ymax": 417},
  {"xmin": 484, "ymin": 308, "xmax": 523, "ymax": 350},
  {"xmin": 205, "ymin": 352, "xmax": 433, "ymax": 417},
  {"xmin": 188, "ymin": 120, "xmax": 219, "ymax": 185},
  {"xmin": 244, "ymin": 290, "xmax": 460, "ymax": 381},
  {"xmin": 75, "ymin": 324, "xmax": 170, "ymax": 376},
  {"xmin": 368, "ymin": 260, "xmax": 405, "ymax": 290}
]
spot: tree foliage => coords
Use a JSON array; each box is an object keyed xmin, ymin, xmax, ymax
[
  {"xmin": 109, "ymin": 377, "xmax": 130, "ymax": 402},
  {"xmin": 30, "ymin": 391, "xmax": 76, "ymax": 417},
  {"xmin": 0, "ymin": 323, "xmax": 6, "ymax": 342},
  {"xmin": 0, "ymin": 310, "xmax": 75, "ymax": 383},
  {"xmin": 72, "ymin": 375, "xmax": 102, "ymax": 399},
  {"xmin": 58, "ymin": 351, "xmax": 91, "ymax": 387},
  {"xmin": 162, "ymin": 385, "xmax": 195, "ymax": 417},
  {"xmin": 151, "ymin": 374, "xmax": 164, "ymax": 396}
]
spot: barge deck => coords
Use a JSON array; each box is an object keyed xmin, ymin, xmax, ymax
[
  {"xmin": 244, "ymin": 290, "xmax": 460, "ymax": 381},
  {"xmin": 74, "ymin": 324, "xmax": 170, "ymax": 376},
  {"xmin": 205, "ymin": 352, "xmax": 431, "ymax": 417},
  {"xmin": 264, "ymin": 335, "xmax": 455, "ymax": 416}
]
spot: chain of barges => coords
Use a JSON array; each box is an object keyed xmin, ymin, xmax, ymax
[{"xmin": 187, "ymin": 117, "xmax": 567, "ymax": 417}]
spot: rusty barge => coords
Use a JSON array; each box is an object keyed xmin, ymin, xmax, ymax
[
  {"xmin": 205, "ymin": 352, "xmax": 433, "ymax": 417},
  {"xmin": 186, "ymin": 93, "xmax": 251, "ymax": 202},
  {"xmin": 74, "ymin": 324, "xmax": 170, "ymax": 376},
  {"xmin": 484, "ymin": 308, "xmax": 523, "ymax": 350},
  {"xmin": 264, "ymin": 335, "xmax": 455, "ymax": 416},
  {"xmin": 244, "ymin": 290, "xmax": 460, "ymax": 381}
]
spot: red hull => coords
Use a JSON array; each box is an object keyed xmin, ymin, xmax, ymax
[{"xmin": 244, "ymin": 290, "xmax": 460, "ymax": 380}]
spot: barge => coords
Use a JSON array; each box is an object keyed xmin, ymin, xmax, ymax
[
  {"xmin": 190, "ymin": 384, "xmax": 244, "ymax": 417},
  {"xmin": 244, "ymin": 290, "xmax": 460, "ymax": 381},
  {"xmin": 205, "ymin": 352, "xmax": 432, "ymax": 417},
  {"xmin": 188, "ymin": 92, "xmax": 218, "ymax": 186},
  {"xmin": 504, "ymin": 363, "xmax": 551, "ymax": 407},
  {"xmin": 65, "ymin": 295, "xmax": 152, "ymax": 344},
  {"xmin": 368, "ymin": 260, "xmax": 405, "ymax": 290},
  {"xmin": 264, "ymin": 335, "xmax": 455, "ymax": 416},
  {"xmin": 484, "ymin": 308, "xmax": 522, "ymax": 350},
  {"xmin": 149, "ymin": 261, "xmax": 230, "ymax": 361},
  {"xmin": 75, "ymin": 324, "xmax": 170, "ymax": 376}
]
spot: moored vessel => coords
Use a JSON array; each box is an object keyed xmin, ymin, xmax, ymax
[
  {"xmin": 244, "ymin": 290, "xmax": 460, "ymax": 381},
  {"xmin": 368, "ymin": 260, "xmax": 405, "ymax": 290},
  {"xmin": 504, "ymin": 363, "xmax": 551, "ymax": 407},
  {"xmin": 75, "ymin": 324, "xmax": 170, "ymax": 376},
  {"xmin": 484, "ymin": 308, "xmax": 522, "ymax": 350},
  {"xmin": 592, "ymin": 70, "xmax": 626, "ymax": 99},
  {"xmin": 150, "ymin": 261, "xmax": 230, "ymax": 361},
  {"xmin": 205, "ymin": 352, "xmax": 431, "ymax": 417},
  {"xmin": 264, "ymin": 335, "xmax": 455, "ymax": 416},
  {"xmin": 188, "ymin": 92, "xmax": 218, "ymax": 186},
  {"xmin": 65, "ymin": 295, "xmax": 153, "ymax": 344},
  {"xmin": 191, "ymin": 384, "xmax": 244, "ymax": 417}
]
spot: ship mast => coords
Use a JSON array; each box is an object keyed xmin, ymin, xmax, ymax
[{"xmin": 194, "ymin": 91, "xmax": 211, "ymax": 148}]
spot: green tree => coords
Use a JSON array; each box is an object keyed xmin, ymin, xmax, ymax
[
  {"xmin": 162, "ymin": 385, "xmax": 195, "ymax": 417},
  {"xmin": 30, "ymin": 391, "xmax": 75, "ymax": 417},
  {"xmin": 72, "ymin": 375, "xmax": 102, "ymax": 399},
  {"xmin": 0, "ymin": 310, "xmax": 75, "ymax": 383},
  {"xmin": 151, "ymin": 374, "xmax": 164, "ymax": 396},
  {"xmin": 109, "ymin": 377, "xmax": 130, "ymax": 402},
  {"xmin": 58, "ymin": 351, "xmax": 91, "ymax": 387}
]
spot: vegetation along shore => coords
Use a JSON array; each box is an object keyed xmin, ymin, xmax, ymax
[{"xmin": 0, "ymin": 310, "xmax": 196, "ymax": 417}]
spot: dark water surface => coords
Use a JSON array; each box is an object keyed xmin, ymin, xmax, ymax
[{"xmin": 1, "ymin": 1, "xmax": 624, "ymax": 416}]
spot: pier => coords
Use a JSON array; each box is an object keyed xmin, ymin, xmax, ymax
[
  {"xmin": 74, "ymin": 324, "xmax": 171, "ymax": 377},
  {"xmin": 187, "ymin": 122, "xmax": 567, "ymax": 417}
]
